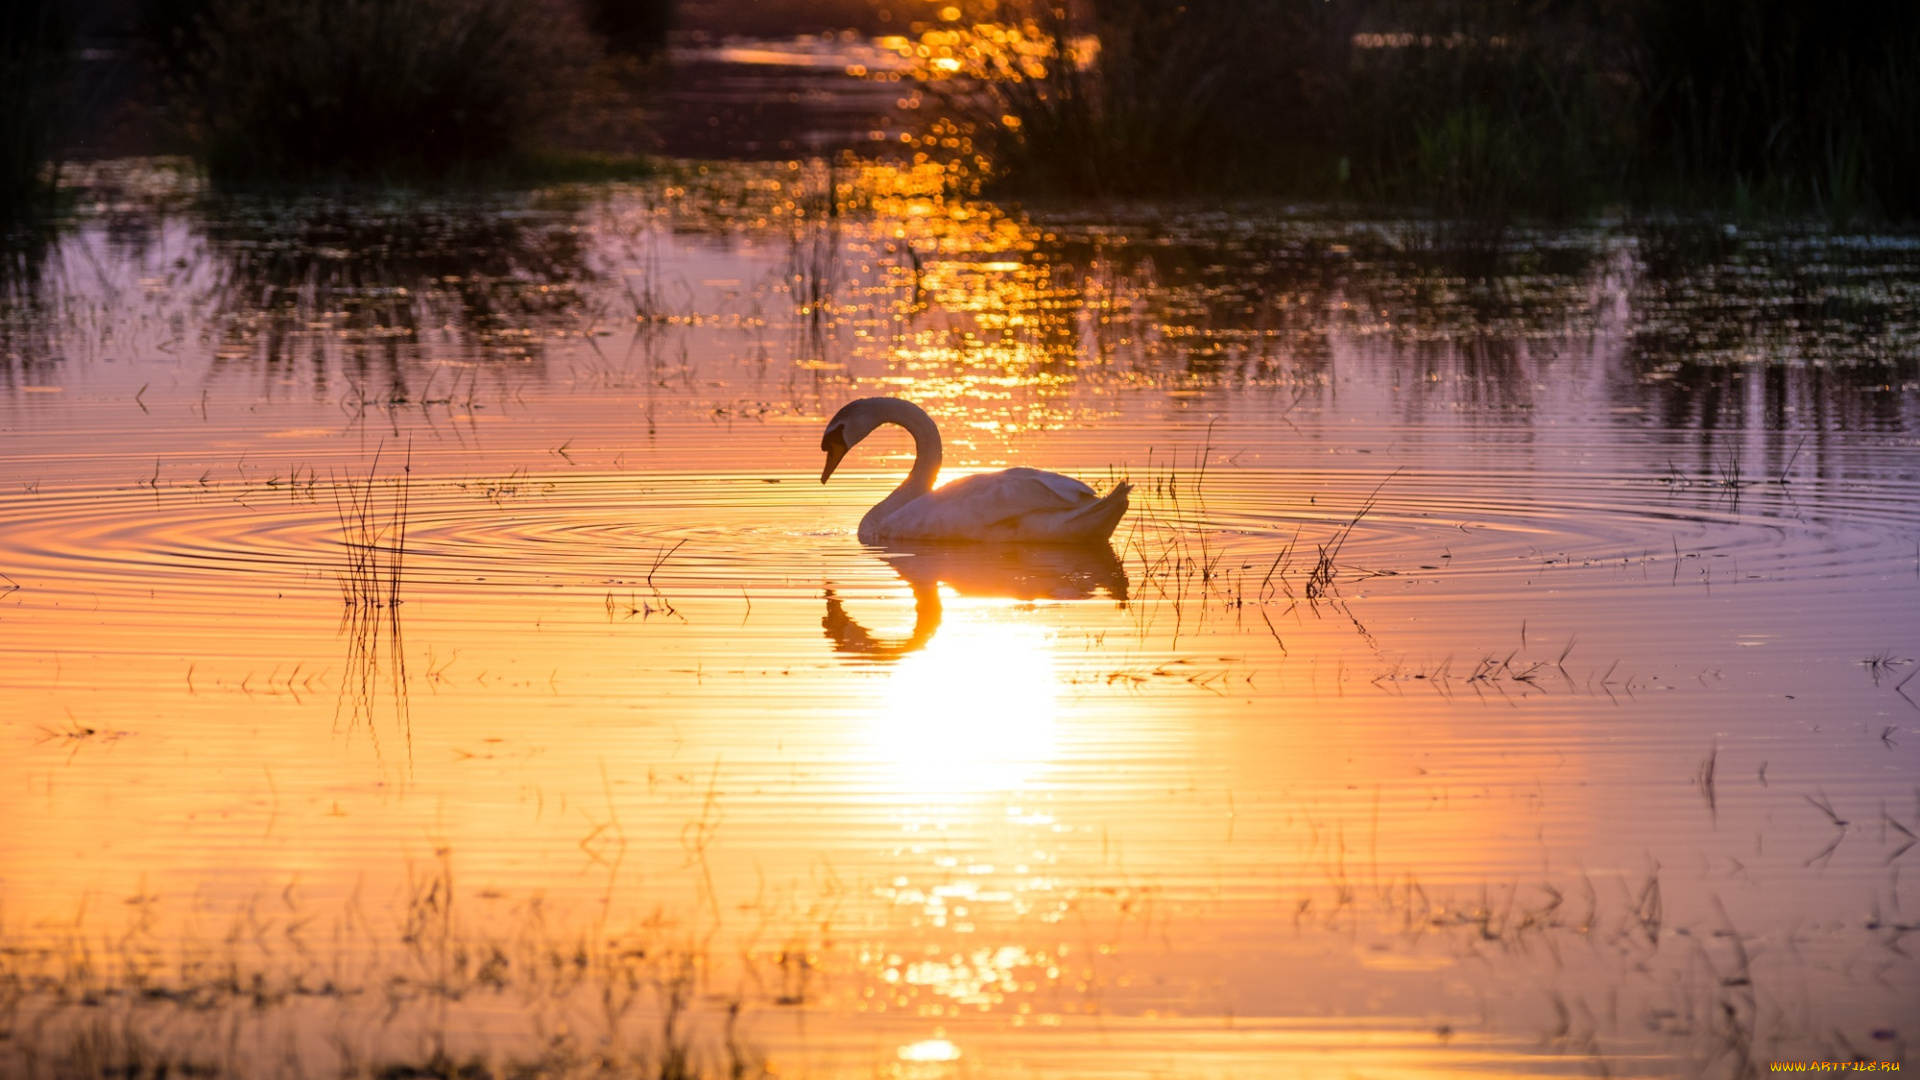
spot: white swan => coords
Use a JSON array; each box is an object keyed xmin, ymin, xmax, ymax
[{"xmin": 819, "ymin": 397, "xmax": 1131, "ymax": 544}]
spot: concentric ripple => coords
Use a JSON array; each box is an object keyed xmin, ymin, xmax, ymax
[
  {"xmin": 0, "ymin": 473, "xmax": 861, "ymax": 606},
  {"xmin": 5, "ymin": 463, "xmax": 1914, "ymax": 614}
]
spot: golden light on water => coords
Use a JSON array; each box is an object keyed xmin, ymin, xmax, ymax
[
  {"xmin": 0, "ymin": 154, "xmax": 1915, "ymax": 1077},
  {"xmin": 873, "ymin": 608, "xmax": 1060, "ymax": 797},
  {"xmin": 896, "ymin": 1036, "xmax": 961, "ymax": 1062}
]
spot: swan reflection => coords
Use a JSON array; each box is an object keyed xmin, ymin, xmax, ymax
[
  {"xmin": 822, "ymin": 542, "xmax": 1128, "ymax": 662},
  {"xmin": 828, "ymin": 543, "xmax": 1129, "ymax": 797}
]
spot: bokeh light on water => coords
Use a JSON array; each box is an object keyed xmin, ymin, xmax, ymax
[{"xmin": 0, "ymin": 158, "xmax": 1916, "ymax": 1076}]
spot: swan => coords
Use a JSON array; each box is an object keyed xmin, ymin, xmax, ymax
[{"xmin": 819, "ymin": 397, "xmax": 1131, "ymax": 544}]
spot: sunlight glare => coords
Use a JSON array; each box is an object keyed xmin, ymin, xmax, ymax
[
  {"xmin": 874, "ymin": 606, "xmax": 1058, "ymax": 796},
  {"xmin": 897, "ymin": 1037, "xmax": 960, "ymax": 1063}
]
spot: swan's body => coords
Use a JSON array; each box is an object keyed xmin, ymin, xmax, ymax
[{"xmin": 820, "ymin": 397, "xmax": 1131, "ymax": 544}]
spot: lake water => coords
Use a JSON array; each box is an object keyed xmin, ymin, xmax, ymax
[{"xmin": 2, "ymin": 158, "xmax": 1917, "ymax": 1078}]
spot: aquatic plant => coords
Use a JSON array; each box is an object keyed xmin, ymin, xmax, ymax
[
  {"xmin": 927, "ymin": 0, "xmax": 1614, "ymax": 212},
  {"xmin": 925, "ymin": 0, "xmax": 1914, "ymax": 223},
  {"xmin": 1340, "ymin": 0, "xmax": 1624, "ymax": 244},
  {"xmin": 0, "ymin": 0, "xmax": 71, "ymax": 288},
  {"xmin": 152, "ymin": 0, "xmax": 594, "ymax": 183},
  {"xmin": 0, "ymin": 847, "xmax": 772, "ymax": 1080},
  {"xmin": 1626, "ymin": 0, "xmax": 1920, "ymax": 220},
  {"xmin": 788, "ymin": 159, "xmax": 842, "ymax": 365},
  {"xmin": 926, "ymin": 0, "xmax": 1355, "ymax": 196},
  {"xmin": 4, "ymin": 789, "xmax": 1896, "ymax": 1078}
]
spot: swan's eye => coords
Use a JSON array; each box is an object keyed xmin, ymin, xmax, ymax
[{"xmin": 822, "ymin": 426, "xmax": 847, "ymax": 453}]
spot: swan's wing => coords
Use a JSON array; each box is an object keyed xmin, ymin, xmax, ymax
[
  {"xmin": 1015, "ymin": 467, "xmax": 1102, "ymax": 504},
  {"xmin": 929, "ymin": 468, "xmax": 1100, "ymax": 521},
  {"xmin": 961, "ymin": 466, "xmax": 1097, "ymax": 502},
  {"xmin": 879, "ymin": 468, "xmax": 1102, "ymax": 539}
]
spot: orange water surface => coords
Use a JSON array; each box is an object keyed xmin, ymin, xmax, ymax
[{"xmin": 1, "ymin": 160, "xmax": 1916, "ymax": 1078}]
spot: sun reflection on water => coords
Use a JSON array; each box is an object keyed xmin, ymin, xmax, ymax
[
  {"xmin": 896, "ymin": 1035, "xmax": 960, "ymax": 1062},
  {"xmin": 872, "ymin": 602, "xmax": 1058, "ymax": 797},
  {"xmin": 3, "ymin": 149, "xmax": 1917, "ymax": 1078}
]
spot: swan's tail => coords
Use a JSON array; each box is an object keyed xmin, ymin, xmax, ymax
[{"xmin": 1067, "ymin": 481, "xmax": 1132, "ymax": 543}]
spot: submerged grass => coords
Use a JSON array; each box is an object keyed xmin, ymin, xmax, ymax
[
  {"xmin": 1107, "ymin": 437, "xmax": 1415, "ymax": 666},
  {"xmin": 332, "ymin": 446, "xmax": 410, "ymax": 614},
  {"xmin": 2, "ymin": 789, "xmax": 1902, "ymax": 1078},
  {"xmin": 198, "ymin": 193, "xmax": 598, "ymax": 384},
  {"xmin": 0, "ymin": 851, "xmax": 770, "ymax": 1079},
  {"xmin": 333, "ymin": 446, "xmax": 412, "ymax": 760}
]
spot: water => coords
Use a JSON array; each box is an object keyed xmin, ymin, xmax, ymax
[{"xmin": 2, "ymin": 159, "xmax": 1917, "ymax": 1078}]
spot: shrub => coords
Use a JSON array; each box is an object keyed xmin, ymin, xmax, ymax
[
  {"xmin": 1, "ymin": 0, "xmax": 72, "ymax": 229},
  {"xmin": 1626, "ymin": 0, "xmax": 1920, "ymax": 219},
  {"xmin": 956, "ymin": 0, "xmax": 1618, "ymax": 220},
  {"xmin": 157, "ymin": 0, "xmax": 595, "ymax": 183},
  {"xmin": 1341, "ymin": 1, "xmax": 1625, "ymax": 235},
  {"xmin": 942, "ymin": 0, "xmax": 1915, "ymax": 222},
  {"xmin": 945, "ymin": 0, "xmax": 1356, "ymax": 197}
]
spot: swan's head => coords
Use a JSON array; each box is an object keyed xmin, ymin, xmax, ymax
[{"xmin": 819, "ymin": 398, "xmax": 886, "ymax": 483}]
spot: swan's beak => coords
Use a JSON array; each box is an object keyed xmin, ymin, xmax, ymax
[{"xmin": 821, "ymin": 429, "xmax": 848, "ymax": 483}]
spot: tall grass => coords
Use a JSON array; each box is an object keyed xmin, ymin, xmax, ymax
[
  {"xmin": 1358, "ymin": 6, "xmax": 1619, "ymax": 207},
  {"xmin": 939, "ymin": 0, "xmax": 1916, "ymax": 223},
  {"xmin": 1627, "ymin": 0, "xmax": 1920, "ymax": 220},
  {"xmin": 0, "ymin": 0, "xmax": 71, "ymax": 237},
  {"xmin": 975, "ymin": 1, "xmax": 1233, "ymax": 195},
  {"xmin": 936, "ymin": 0, "xmax": 1356, "ymax": 197},
  {"xmin": 151, "ymin": 0, "xmax": 595, "ymax": 183},
  {"xmin": 939, "ymin": 0, "xmax": 1623, "ymax": 230},
  {"xmin": 787, "ymin": 158, "xmax": 841, "ymax": 364}
]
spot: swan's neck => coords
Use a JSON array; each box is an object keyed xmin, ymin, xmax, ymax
[{"xmin": 860, "ymin": 400, "xmax": 942, "ymax": 537}]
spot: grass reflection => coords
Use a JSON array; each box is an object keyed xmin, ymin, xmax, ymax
[
  {"xmin": 18, "ymin": 157, "xmax": 1907, "ymax": 429},
  {"xmin": 200, "ymin": 195, "xmax": 594, "ymax": 396}
]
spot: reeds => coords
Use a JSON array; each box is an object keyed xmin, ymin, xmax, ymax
[
  {"xmin": 923, "ymin": 0, "xmax": 1916, "ymax": 222},
  {"xmin": 1628, "ymin": 0, "xmax": 1920, "ymax": 220},
  {"xmin": 0, "ymin": 847, "xmax": 771, "ymax": 1079},
  {"xmin": 153, "ymin": 0, "xmax": 595, "ymax": 183},
  {"xmin": 0, "ymin": 0, "xmax": 71, "ymax": 296},
  {"xmin": 333, "ymin": 447, "xmax": 410, "ymax": 613},
  {"xmin": 926, "ymin": 0, "xmax": 1338, "ymax": 196},
  {"xmin": 607, "ymin": 539, "xmax": 686, "ymax": 621},
  {"xmin": 1114, "ymin": 432, "xmax": 1401, "ymax": 657},
  {"xmin": 786, "ymin": 158, "xmax": 842, "ymax": 366},
  {"xmin": 333, "ymin": 446, "xmax": 413, "ymax": 755},
  {"xmin": 201, "ymin": 197, "xmax": 595, "ymax": 382},
  {"xmin": 0, "ymin": 0, "xmax": 70, "ymax": 229},
  {"xmin": 1, "ymin": 786, "xmax": 1900, "ymax": 1077}
]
